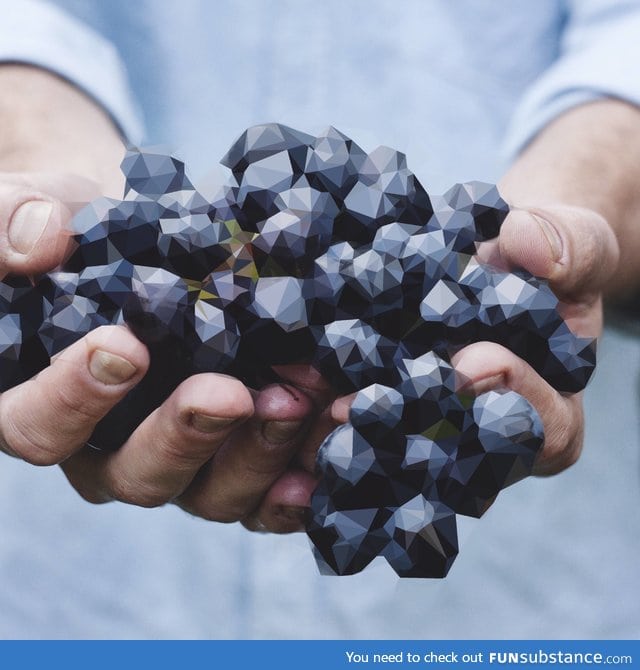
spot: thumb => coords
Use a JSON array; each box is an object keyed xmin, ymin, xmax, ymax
[
  {"xmin": 0, "ymin": 172, "xmax": 101, "ymax": 276},
  {"xmin": 498, "ymin": 205, "xmax": 620, "ymax": 301}
]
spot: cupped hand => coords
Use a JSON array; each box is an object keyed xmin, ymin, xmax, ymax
[
  {"xmin": 331, "ymin": 206, "xmax": 620, "ymax": 475},
  {"xmin": 0, "ymin": 172, "xmax": 315, "ymax": 527},
  {"xmin": 5, "ymin": 171, "xmax": 616, "ymax": 534},
  {"xmin": 452, "ymin": 205, "xmax": 619, "ymax": 474},
  {"xmin": 252, "ymin": 204, "xmax": 620, "ymax": 532}
]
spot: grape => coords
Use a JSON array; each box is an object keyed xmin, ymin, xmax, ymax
[{"xmin": 0, "ymin": 124, "xmax": 595, "ymax": 577}]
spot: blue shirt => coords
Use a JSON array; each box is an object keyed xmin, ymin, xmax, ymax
[{"xmin": 0, "ymin": 0, "xmax": 638, "ymax": 639}]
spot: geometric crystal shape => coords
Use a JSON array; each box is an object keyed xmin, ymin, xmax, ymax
[
  {"xmin": 307, "ymin": 496, "xmax": 389, "ymax": 576},
  {"xmin": 157, "ymin": 212, "xmax": 231, "ymax": 280},
  {"xmin": 382, "ymin": 496, "xmax": 458, "ymax": 578},
  {"xmin": 123, "ymin": 266, "xmax": 192, "ymax": 343},
  {"xmin": 313, "ymin": 319, "xmax": 402, "ymax": 393},
  {"xmin": 221, "ymin": 123, "xmax": 314, "ymax": 178},
  {"xmin": 340, "ymin": 248, "xmax": 405, "ymax": 318},
  {"xmin": 349, "ymin": 383, "xmax": 404, "ymax": 439},
  {"xmin": 190, "ymin": 297, "xmax": 240, "ymax": 372},
  {"xmin": 122, "ymin": 147, "xmax": 193, "ymax": 197},
  {"xmin": 250, "ymin": 276, "xmax": 309, "ymax": 333},
  {"xmin": 315, "ymin": 423, "xmax": 380, "ymax": 489},
  {"xmin": 398, "ymin": 352, "xmax": 459, "ymax": 433},
  {"xmin": 239, "ymin": 276, "xmax": 314, "ymax": 366},
  {"xmin": 39, "ymin": 292, "xmax": 106, "ymax": 357},
  {"xmin": 304, "ymin": 126, "xmax": 366, "ymax": 200},
  {"xmin": 438, "ymin": 390, "xmax": 544, "ymax": 518},
  {"xmin": 0, "ymin": 312, "xmax": 22, "ymax": 391},
  {"xmin": 250, "ymin": 184, "xmax": 338, "ymax": 277},
  {"xmin": 0, "ymin": 123, "xmax": 594, "ymax": 579}
]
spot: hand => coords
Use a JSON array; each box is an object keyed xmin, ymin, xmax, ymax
[
  {"xmin": 249, "ymin": 204, "xmax": 620, "ymax": 534},
  {"xmin": 0, "ymin": 66, "xmax": 319, "ymax": 531},
  {"xmin": 331, "ymin": 205, "xmax": 619, "ymax": 476},
  {"xmin": 450, "ymin": 204, "xmax": 619, "ymax": 474},
  {"xmin": 0, "ymin": 172, "xmax": 316, "ymax": 526}
]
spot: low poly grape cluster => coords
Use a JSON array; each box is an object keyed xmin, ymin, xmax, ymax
[{"xmin": 0, "ymin": 124, "xmax": 596, "ymax": 577}]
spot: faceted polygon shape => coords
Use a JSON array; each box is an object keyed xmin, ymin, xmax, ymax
[
  {"xmin": 124, "ymin": 266, "xmax": 192, "ymax": 343},
  {"xmin": 349, "ymin": 384, "xmax": 404, "ymax": 436},
  {"xmin": 304, "ymin": 126, "xmax": 366, "ymax": 198},
  {"xmin": 157, "ymin": 212, "xmax": 230, "ymax": 279},
  {"xmin": 316, "ymin": 424, "xmax": 379, "ymax": 488},
  {"xmin": 307, "ymin": 496, "xmax": 390, "ymax": 576},
  {"xmin": 438, "ymin": 390, "xmax": 543, "ymax": 518},
  {"xmin": 383, "ymin": 496, "xmax": 458, "ymax": 578},
  {"xmin": 341, "ymin": 248, "xmax": 404, "ymax": 315},
  {"xmin": 250, "ymin": 185, "xmax": 338, "ymax": 276},
  {"xmin": 122, "ymin": 148, "xmax": 193, "ymax": 197},
  {"xmin": 190, "ymin": 298, "xmax": 240, "ymax": 372},
  {"xmin": 74, "ymin": 260, "xmax": 134, "ymax": 319},
  {"xmin": 0, "ymin": 125, "xmax": 594, "ymax": 580},
  {"xmin": 313, "ymin": 319, "xmax": 402, "ymax": 393},
  {"xmin": 221, "ymin": 123, "xmax": 314, "ymax": 176},
  {"xmin": 249, "ymin": 277, "xmax": 309, "ymax": 333},
  {"xmin": 40, "ymin": 293, "xmax": 106, "ymax": 357},
  {"xmin": 372, "ymin": 221, "xmax": 422, "ymax": 257},
  {"xmin": 0, "ymin": 313, "xmax": 22, "ymax": 391}
]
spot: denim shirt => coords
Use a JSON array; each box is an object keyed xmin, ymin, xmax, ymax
[{"xmin": 0, "ymin": 0, "xmax": 638, "ymax": 639}]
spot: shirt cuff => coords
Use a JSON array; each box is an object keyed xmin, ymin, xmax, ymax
[
  {"xmin": 502, "ymin": 5, "xmax": 640, "ymax": 160},
  {"xmin": 0, "ymin": 0, "xmax": 144, "ymax": 143}
]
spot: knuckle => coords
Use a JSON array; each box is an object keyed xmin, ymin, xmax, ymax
[
  {"xmin": 66, "ymin": 478, "xmax": 111, "ymax": 505},
  {"xmin": 200, "ymin": 508, "xmax": 241, "ymax": 523},
  {"xmin": 53, "ymin": 383, "xmax": 102, "ymax": 424},
  {"xmin": 534, "ymin": 416, "xmax": 583, "ymax": 476},
  {"xmin": 106, "ymin": 474, "xmax": 168, "ymax": 508},
  {"xmin": 0, "ymin": 409, "xmax": 66, "ymax": 466},
  {"xmin": 177, "ymin": 490, "xmax": 245, "ymax": 523},
  {"xmin": 74, "ymin": 489, "xmax": 108, "ymax": 505},
  {"xmin": 245, "ymin": 436, "xmax": 301, "ymax": 478},
  {"xmin": 59, "ymin": 457, "xmax": 114, "ymax": 505},
  {"xmin": 155, "ymin": 430, "xmax": 218, "ymax": 472},
  {"xmin": 182, "ymin": 502, "xmax": 241, "ymax": 524},
  {"xmin": 13, "ymin": 436, "xmax": 63, "ymax": 466}
]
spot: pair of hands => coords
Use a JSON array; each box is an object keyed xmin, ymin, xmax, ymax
[{"xmin": 0, "ymin": 169, "xmax": 619, "ymax": 533}]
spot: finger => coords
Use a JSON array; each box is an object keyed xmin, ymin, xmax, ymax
[
  {"xmin": 177, "ymin": 383, "xmax": 313, "ymax": 523},
  {"xmin": 271, "ymin": 363, "xmax": 335, "ymax": 407},
  {"xmin": 330, "ymin": 392, "xmax": 357, "ymax": 426},
  {"xmin": 248, "ymin": 396, "xmax": 347, "ymax": 533},
  {"xmin": 497, "ymin": 205, "xmax": 619, "ymax": 301},
  {"xmin": 271, "ymin": 363, "xmax": 339, "ymax": 473},
  {"xmin": 293, "ymin": 403, "xmax": 345, "ymax": 474},
  {"xmin": 243, "ymin": 469, "xmax": 318, "ymax": 533},
  {"xmin": 61, "ymin": 373, "xmax": 254, "ymax": 507},
  {"xmin": 0, "ymin": 173, "xmax": 100, "ymax": 275},
  {"xmin": 451, "ymin": 341, "xmax": 583, "ymax": 475},
  {"xmin": 0, "ymin": 325, "xmax": 148, "ymax": 465}
]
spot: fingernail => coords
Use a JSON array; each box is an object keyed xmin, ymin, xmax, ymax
[
  {"xmin": 8, "ymin": 201, "xmax": 53, "ymax": 255},
  {"xmin": 190, "ymin": 413, "xmax": 236, "ymax": 433},
  {"xmin": 89, "ymin": 350, "xmax": 138, "ymax": 385},
  {"xmin": 532, "ymin": 213, "xmax": 563, "ymax": 262},
  {"xmin": 262, "ymin": 420, "xmax": 303, "ymax": 444}
]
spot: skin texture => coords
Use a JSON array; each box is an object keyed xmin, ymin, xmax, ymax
[{"xmin": 0, "ymin": 65, "xmax": 637, "ymax": 533}]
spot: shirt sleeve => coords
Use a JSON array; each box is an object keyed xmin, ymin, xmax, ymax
[
  {"xmin": 0, "ymin": 0, "xmax": 143, "ymax": 142},
  {"xmin": 503, "ymin": 0, "xmax": 640, "ymax": 159}
]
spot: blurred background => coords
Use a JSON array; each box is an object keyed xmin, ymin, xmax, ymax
[{"xmin": 0, "ymin": 0, "xmax": 637, "ymax": 638}]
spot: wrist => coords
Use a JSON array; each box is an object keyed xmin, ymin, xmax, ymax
[
  {"xmin": 0, "ymin": 65, "xmax": 125, "ymax": 196},
  {"xmin": 499, "ymin": 99, "xmax": 640, "ymax": 298}
]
